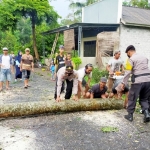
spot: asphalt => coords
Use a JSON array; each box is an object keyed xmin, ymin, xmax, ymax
[{"xmin": 0, "ymin": 69, "xmax": 150, "ymax": 150}]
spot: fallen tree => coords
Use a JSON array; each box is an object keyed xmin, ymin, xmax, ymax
[{"xmin": 0, "ymin": 99, "xmax": 124, "ymax": 118}]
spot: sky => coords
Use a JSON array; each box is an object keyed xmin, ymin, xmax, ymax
[{"xmin": 50, "ymin": 0, "xmax": 83, "ymax": 19}]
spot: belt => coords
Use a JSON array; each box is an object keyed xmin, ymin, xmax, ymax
[{"xmin": 134, "ymin": 73, "xmax": 150, "ymax": 78}]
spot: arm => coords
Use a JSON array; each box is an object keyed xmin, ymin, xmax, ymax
[
  {"xmin": 90, "ymin": 93, "xmax": 94, "ymax": 99},
  {"xmin": 72, "ymin": 74, "xmax": 79, "ymax": 101},
  {"xmin": 10, "ymin": 56, "xmax": 14, "ymax": 73},
  {"xmin": 55, "ymin": 56, "xmax": 58, "ymax": 73}
]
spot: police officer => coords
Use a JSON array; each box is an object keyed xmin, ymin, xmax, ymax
[{"xmin": 120, "ymin": 45, "xmax": 150, "ymax": 122}]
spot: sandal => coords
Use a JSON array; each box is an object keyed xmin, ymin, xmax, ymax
[{"xmin": 24, "ymin": 86, "xmax": 28, "ymax": 89}]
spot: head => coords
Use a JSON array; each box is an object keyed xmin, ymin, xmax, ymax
[
  {"xmin": 25, "ymin": 48, "xmax": 30, "ymax": 55},
  {"xmin": 3, "ymin": 47, "xmax": 8, "ymax": 55},
  {"xmin": 114, "ymin": 51, "xmax": 121, "ymax": 59},
  {"xmin": 59, "ymin": 45, "xmax": 65, "ymax": 54},
  {"xmin": 85, "ymin": 64, "xmax": 93, "ymax": 74},
  {"xmin": 99, "ymin": 77, "xmax": 107, "ymax": 88},
  {"xmin": 125, "ymin": 45, "xmax": 136, "ymax": 58},
  {"xmin": 67, "ymin": 53, "xmax": 71, "ymax": 60},
  {"xmin": 18, "ymin": 51, "xmax": 22, "ymax": 55},
  {"xmin": 65, "ymin": 65, "xmax": 74, "ymax": 76}
]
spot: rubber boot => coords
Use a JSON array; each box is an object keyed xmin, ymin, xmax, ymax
[
  {"xmin": 143, "ymin": 109, "xmax": 150, "ymax": 123},
  {"xmin": 124, "ymin": 113, "xmax": 133, "ymax": 122}
]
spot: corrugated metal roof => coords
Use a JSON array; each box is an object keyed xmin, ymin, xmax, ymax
[
  {"xmin": 122, "ymin": 6, "xmax": 150, "ymax": 26},
  {"xmin": 42, "ymin": 23, "xmax": 119, "ymax": 35}
]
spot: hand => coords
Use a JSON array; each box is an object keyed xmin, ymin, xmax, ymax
[
  {"xmin": 20, "ymin": 68, "xmax": 22, "ymax": 72},
  {"xmin": 82, "ymin": 91, "xmax": 86, "ymax": 97},
  {"xmin": 72, "ymin": 95, "xmax": 78, "ymax": 101},
  {"xmin": 121, "ymin": 83, "xmax": 125, "ymax": 91},
  {"xmin": 56, "ymin": 96, "xmax": 61, "ymax": 102}
]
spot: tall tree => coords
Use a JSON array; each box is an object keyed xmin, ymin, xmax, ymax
[{"xmin": 0, "ymin": 0, "xmax": 59, "ymax": 59}]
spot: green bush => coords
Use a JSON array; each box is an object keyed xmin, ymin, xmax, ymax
[
  {"xmin": 72, "ymin": 57, "xmax": 82, "ymax": 69},
  {"xmin": 92, "ymin": 67, "xmax": 109, "ymax": 84}
]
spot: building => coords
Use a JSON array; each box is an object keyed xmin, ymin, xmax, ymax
[{"xmin": 42, "ymin": 0, "xmax": 150, "ymax": 68}]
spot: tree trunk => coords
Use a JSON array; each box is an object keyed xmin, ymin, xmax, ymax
[
  {"xmin": 0, "ymin": 99, "xmax": 124, "ymax": 118},
  {"xmin": 31, "ymin": 15, "xmax": 39, "ymax": 60}
]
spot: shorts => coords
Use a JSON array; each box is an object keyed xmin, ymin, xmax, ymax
[
  {"xmin": 112, "ymin": 86, "xmax": 129, "ymax": 94},
  {"xmin": 22, "ymin": 70, "xmax": 31, "ymax": 79},
  {"xmin": 0, "ymin": 69, "xmax": 11, "ymax": 82}
]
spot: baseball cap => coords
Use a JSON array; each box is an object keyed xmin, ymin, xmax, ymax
[
  {"xmin": 125, "ymin": 45, "xmax": 135, "ymax": 53},
  {"xmin": 3, "ymin": 47, "xmax": 8, "ymax": 51},
  {"xmin": 66, "ymin": 65, "xmax": 73, "ymax": 71},
  {"xmin": 59, "ymin": 45, "xmax": 64, "ymax": 49},
  {"xmin": 25, "ymin": 48, "xmax": 30, "ymax": 52},
  {"xmin": 100, "ymin": 77, "xmax": 107, "ymax": 83}
]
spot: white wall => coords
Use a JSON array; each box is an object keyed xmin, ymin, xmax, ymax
[
  {"xmin": 82, "ymin": 0, "xmax": 122, "ymax": 24},
  {"xmin": 119, "ymin": 24, "xmax": 150, "ymax": 66}
]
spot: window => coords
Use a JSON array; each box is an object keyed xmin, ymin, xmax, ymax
[{"xmin": 84, "ymin": 41, "xmax": 96, "ymax": 57}]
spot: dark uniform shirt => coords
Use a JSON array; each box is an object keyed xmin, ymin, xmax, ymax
[
  {"xmin": 90, "ymin": 83, "xmax": 107, "ymax": 98},
  {"xmin": 56, "ymin": 55, "xmax": 65, "ymax": 72}
]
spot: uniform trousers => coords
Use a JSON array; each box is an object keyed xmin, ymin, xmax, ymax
[
  {"xmin": 54, "ymin": 79, "xmax": 73, "ymax": 100},
  {"xmin": 127, "ymin": 82, "xmax": 150, "ymax": 114}
]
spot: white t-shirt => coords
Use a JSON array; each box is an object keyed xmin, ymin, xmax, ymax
[
  {"xmin": 77, "ymin": 67, "xmax": 92, "ymax": 82},
  {"xmin": 1, "ymin": 55, "xmax": 11, "ymax": 69},
  {"xmin": 108, "ymin": 58, "xmax": 124, "ymax": 72}
]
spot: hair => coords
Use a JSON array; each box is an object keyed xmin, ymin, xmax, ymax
[
  {"xmin": 85, "ymin": 63, "xmax": 93, "ymax": 69},
  {"xmin": 114, "ymin": 50, "xmax": 120, "ymax": 56},
  {"xmin": 125, "ymin": 45, "xmax": 135, "ymax": 53},
  {"xmin": 67, "ymin": 53, "xmax": 71, "ymax": 55}
]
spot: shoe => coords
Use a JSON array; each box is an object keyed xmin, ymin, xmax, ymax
[
  {"xmin": 124, "ymin": 113, "xmax": 133, "ymax": 122},
  {"xmin": 24, "ymin": 86, "xmax": 28, "ymax": 89},
  {"xmin": 140, "ymin": 109, "xmax": 144, "ymax": 114},
  {"xmin": 143, "ymin": 109, "xmax": 150, "ymax": 123}
]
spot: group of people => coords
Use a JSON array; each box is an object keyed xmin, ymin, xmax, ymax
[
  {"xmin": 1, "ymin": 44, "xmax": 150, "ymax": 123},
  {"xmin": 0, "ymin": 47, "xmax": 34, "ymax": 90},
  {"xmin": 53, "ymin": 45, "xmax": 150, "ymax": 123}
]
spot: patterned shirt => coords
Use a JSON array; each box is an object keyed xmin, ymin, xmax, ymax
[{"xmin": 21, "ymin": 54, "xmax": 33, "ymax": 70}]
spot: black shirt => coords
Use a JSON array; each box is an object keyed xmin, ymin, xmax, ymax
[
  {"xmin": 56, "ymin": 55, "xmax": 65, "ymax": 71},
  {"xmin": 90, "ymin": 83, "xmax": 107, "ymax": 98}
]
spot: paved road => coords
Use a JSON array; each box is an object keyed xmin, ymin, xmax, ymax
[{"xmin": 0, "ymin": 69, "xmax": 150, "ymax": 150}]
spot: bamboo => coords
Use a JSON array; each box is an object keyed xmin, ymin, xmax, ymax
[{"xmin": 0, "ymin": 99, "xmax": 124, "ymax": 118}]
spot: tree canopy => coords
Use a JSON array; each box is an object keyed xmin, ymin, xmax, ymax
[{"xmin": 0, "ymin": 0, "xmax": 60, "ymax": 59}]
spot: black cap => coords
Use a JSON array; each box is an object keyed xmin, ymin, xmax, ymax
[
  {"xmin": 66, "ymin": 65, "xmax": 73, "ymax": 71},
  {"xmin": 125, "ymin": 45, "xmax": 135, "ymax": 53}
]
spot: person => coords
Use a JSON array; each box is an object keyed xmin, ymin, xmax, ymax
[
  {"xmin": 85, "ymin": 77, "xmax": 108, "ymax": 99},
  {"xmin": 65, "ymin": 53, "xmax": 75, "ymax": 68},
  {"xmin": 15, "ymin": 51, "xmax": 22, "ymax": 82},
  {"xmin": 54, "ymin": 65, "xmax": 78, "ymax": 102},
  {"xmin": 0, "ymin": 47, "xmax": 14, "ymax": 91},
  {"xmin": 55, "ymin": 45, "xmax": 66, "ymax": 72},
  {"xmin": 20, "ymin": 48, "xmax": 34, "ymax": 89},
  {"xmin": 50, "ymin": 61, "xmax": 55, "ymax": 81},
  {"xmin": 119, "ymin": 45, "xmax": 150, "ymax": 122},
  {"xmin": 106, "ymin": 50, "xmax": 124, "ymax": 92},
  {"xmin": 10, "ymin": 51, "xmax": 16, "ymax": 70},
  {"xmin": 77, "ymin": 64, "xmax": 93, "ymax": 98},
  {"xmin": 109, "ymin": 78, "xmax": 129, "ymax": 108}
]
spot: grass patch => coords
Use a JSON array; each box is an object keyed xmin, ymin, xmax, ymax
[{"xmin": 101, "ymin": 126, "xmax": 119, "ymax": 133}]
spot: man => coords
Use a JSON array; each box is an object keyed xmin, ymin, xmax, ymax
[
  {"xmin": 106, "ymin": 50, "xmax": 124, "ymax": 92},
  {"xmin": 55, "ymin": 65, "xmax": 78, "ymax": 102},
  {"xmin": 77, "ymin": 64, "xmax": 93, "ymax": 98},
  {"xmin": 109, "ymin": 78, "xmax": 129, "ymax": 108},
  {"xmin": 20, "ymin": 48, "xmax": 34, "ymax": 89},
  {"xmin": 120, "ymin": 45, "xmax": 150, "ymax": 122},
  {"xmin": 85, "ymin": 77, "xmax": 108, "ymax": 99},
  {"xmin": 55, "ymin": 45, "xmax": 65, "ymax": 72},
  {"xmin": 0, "ymin": 47, "xmax": 14, "ymax": 91}
]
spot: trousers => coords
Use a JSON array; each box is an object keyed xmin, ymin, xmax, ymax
[
  {"xmin": 54, "ymin": 79, "xmax": 73, "ymax": 99},
  {"xmin": 127, "ymin": 82, "xmax": 150, "ymax": 113}
]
